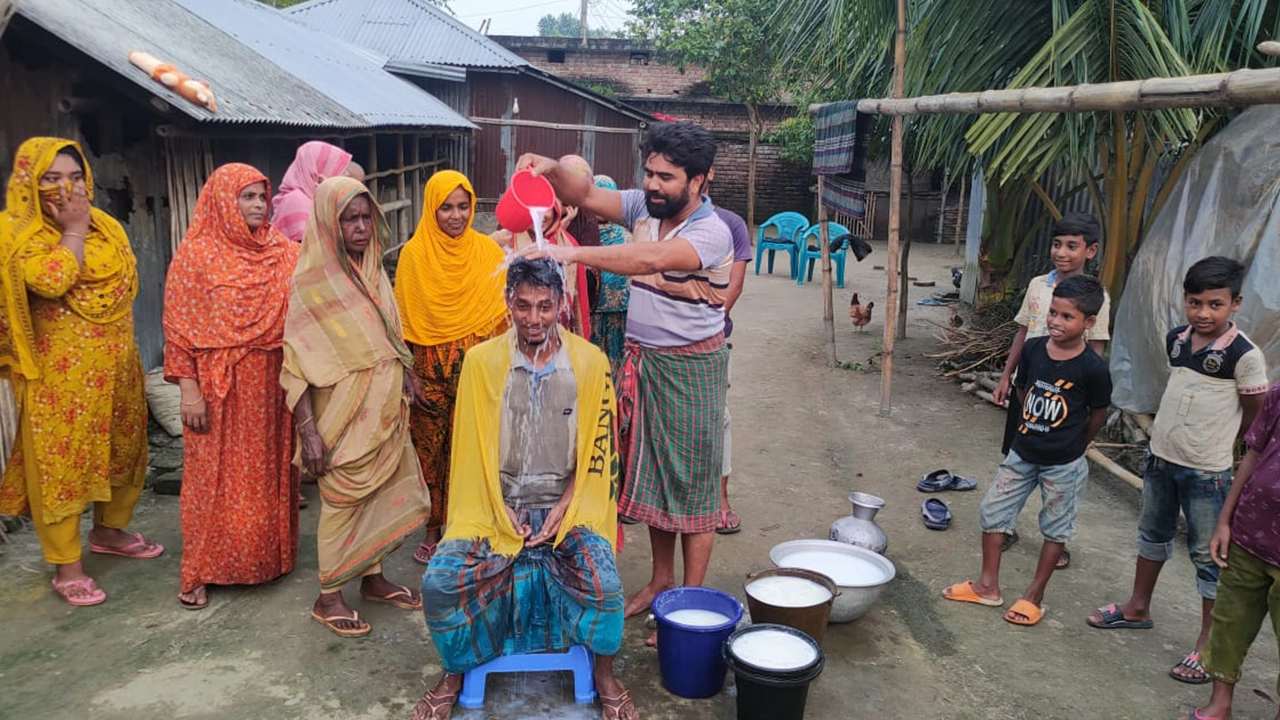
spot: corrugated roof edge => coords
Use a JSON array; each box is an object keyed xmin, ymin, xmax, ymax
[{"xmin": 285, "ymin": 0, "xmax": 529, "ymax": 70}]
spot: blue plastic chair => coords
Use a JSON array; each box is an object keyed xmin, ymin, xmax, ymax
[
  {"xmin": 754, "ymin": 212, "xmax": 809, "ymax": 278},
  {"xmin": 797, "ymin": 222, "xmax": 852, "ymax": 289},
  {"xmin": 458, "ymin": 645, "xmax": 597, "ymax": 709}
]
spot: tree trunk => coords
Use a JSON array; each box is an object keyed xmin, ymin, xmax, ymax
[
  {"xmin": 897, "ymin": 171, "xmax": 913, "ymax": 339},
  {"xmin": 746, "ymin": 103, "xmax": 761, "ymax": 229}
]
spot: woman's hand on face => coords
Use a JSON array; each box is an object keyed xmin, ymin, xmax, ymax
[
  {"xmin": 300, "ymin": 426, "xmax": 328, "ymax": 477},
  {"xmin": 45, "ymin": 185, "xmax": 91, "ymax": 236},
  {"xmin": 180, "ymin": 396, "xmax": 209, "ymax": 433}
]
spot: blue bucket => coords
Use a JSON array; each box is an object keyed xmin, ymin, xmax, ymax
[{"xmin": 652, "ymin": 587, "xmax": 744, "ymax": 698}]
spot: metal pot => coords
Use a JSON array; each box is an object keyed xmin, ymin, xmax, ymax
[
  {"xmin": 769, "ymin": 539, "xmax": 896, "ymax": 623},
  {"xmin": 829, "ymin": 491, "xmax": 888, "ymax": 554}
]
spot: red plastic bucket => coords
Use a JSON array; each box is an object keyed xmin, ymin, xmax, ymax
[{"xmin": 495, "ymin": 169, "xmax": 556, "ymax": 233}]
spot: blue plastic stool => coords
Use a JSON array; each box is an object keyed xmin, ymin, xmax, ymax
[{"xmin": 457, "ymin": 645, "xmax": 597, "ymax": 709}]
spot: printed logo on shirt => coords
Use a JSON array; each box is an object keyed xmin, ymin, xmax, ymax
[
  {"xmin": 1204, "ymin": 352, "xmax": 1223, "ymax": 374},
  {"xmin": 1021, "ymin": 378, "xmax": 1074, "ymax": 434}
]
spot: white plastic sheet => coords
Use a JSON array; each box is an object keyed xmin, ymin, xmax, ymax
[{"xmin": 1111, "ymin": 105, "xmax": 1280, "ymax": 413}]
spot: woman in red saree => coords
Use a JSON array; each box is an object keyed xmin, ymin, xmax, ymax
[{"xmin": 163, "ymin": 163, "xmax": 301, "ymax": 609}]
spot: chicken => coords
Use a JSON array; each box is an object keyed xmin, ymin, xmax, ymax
[{"xmin": 850, "ymin": 292, "xmax": 875, "ymax": 332}]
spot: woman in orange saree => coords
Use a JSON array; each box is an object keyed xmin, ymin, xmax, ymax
[
  {"xmin": 163, "ymin": 163, "xmax": 301, "ymax": 610},
  {"xmin": 0, "ymin": 138, "xmax": 158, "ymax": 607}
]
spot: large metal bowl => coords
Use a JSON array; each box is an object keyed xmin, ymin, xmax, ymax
[{"xmin": 769, "ymin": 539, "xmax": 896, "ymax": 623}]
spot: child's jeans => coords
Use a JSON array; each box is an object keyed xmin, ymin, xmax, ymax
[
  {"xmin": 1202, "ymin": 541, "xmax": 1280, "ymax": 692},
  {"xmin": 979, "ymin": 450, "xmax": 1089, "ymax": 543},
  {"xmin": 1137, "ymin": 453, "xmax": 1231, "ymax": 599}
]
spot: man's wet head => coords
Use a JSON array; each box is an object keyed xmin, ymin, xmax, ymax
[{"xmin": 506, "ymin": 258, "xmax": 564, "ymax": 349}]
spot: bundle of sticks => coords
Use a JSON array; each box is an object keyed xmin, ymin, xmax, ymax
[{"xmin": 926, "ymin": 316, "xmax": 1019, "ymax": 377}]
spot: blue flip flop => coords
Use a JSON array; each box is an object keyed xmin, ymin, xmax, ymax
[
  {"xmin": 921, "ymin": 499, "xmax": 952, "ymax": 530},
  {"xmin": 948, "ymin": 474, "xmax": 978, "ymax": 491},
  {"xmin": 917, "ymin": 469, "xmax": 954, "ymax": 492}
]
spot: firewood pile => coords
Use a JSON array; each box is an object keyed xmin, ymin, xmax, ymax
[{"xmin": 924, "ymin": 301, "xmax": 1020, "ymax": 377}]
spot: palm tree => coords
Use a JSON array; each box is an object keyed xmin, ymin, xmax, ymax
[{"xmin": 774, "ymin": 0, "xmax": 1280, "ymax": 301}]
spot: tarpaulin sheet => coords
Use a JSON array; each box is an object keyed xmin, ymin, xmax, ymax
[{"xmin": 1110, "ymin": 105, "xmax": 1280, "ymax": 413}]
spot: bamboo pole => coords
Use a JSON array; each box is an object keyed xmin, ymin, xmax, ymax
[
  {"xmin": 818, "ymin": 176, "xmax": 836, "ymax": 366},
  {"xmin": 823, "ymin": 66, "xmax": 1280, "ymax": 117},
  {"xmin": 1087, "ymin": 446, "xmax": 1142, "ymax": 491},
  {"xmin": 880, "ymin": 0, "xmax": 906, "ymax": 417},
  {"xmin": 954, "ymin": 175, "xmax": 967, "ymax": 255}
]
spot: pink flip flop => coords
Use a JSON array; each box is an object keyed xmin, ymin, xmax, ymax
[
  {"xmin": 89, "ymin": 531, "xmax": 164, "ymax": 559},
  {"xmin": 413, "ymin": 541, "xmax": 438, "ymax": 565},
  {"xmin": 51, "ymin": 577, "xmax": 106, "ymax": 606}
]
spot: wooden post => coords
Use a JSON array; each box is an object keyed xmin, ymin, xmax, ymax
[
  {"xmin": 881, "ymin": 0, "xmax": 906, "ymax": 417},
  {"xmin": 954, "ymin": 175, "xmax": 967, "ymax": 254},
  {"xmin": 818, "ymin": 176, "xmax": 836, "ymax": 366},
  {"xmin": 410, "ymin": 137, "xmax": 422, "ymax": 238},
  {"xmin": 897, "ymin": 172, "xmax": 913, "ymax": 339},
  {"xmin": 396, "ymin": 135, "xmax": 407, "ymax": 242},
  {"xmin": 367, "ymin": 135, "xmax": 379, "ymax": 203}
]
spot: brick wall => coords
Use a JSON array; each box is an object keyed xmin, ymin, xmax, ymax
[{"xmin": 492, "ymin": 36, "xmax": 709, "ymax": 98}]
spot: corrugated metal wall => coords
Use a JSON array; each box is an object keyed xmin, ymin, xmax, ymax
[{"xmin": 468, "ymin": 72, "xmax": 644, "ymax": 202}]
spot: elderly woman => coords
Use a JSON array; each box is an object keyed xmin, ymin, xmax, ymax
[
  {"xmin": 0, "ymin": 138, "xmax": 158, "ymax": 606},
  {"xmin": 394, "ymin": 170, "xmax": 508, "ymax": 564},
  {"xmin": 272, "ymin": 140, "xmax": 365, "ymax": 243},
  {"xmin": 282, "ymin": 176, "xmax": 430, "ymax": 638},
  {"xmin": 164, "ymin": 163, "xmax": 301, "ymax": 610}
]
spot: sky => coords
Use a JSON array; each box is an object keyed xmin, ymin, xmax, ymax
[{"xmin": 453, "ymin": 0, "xmax": 635, "ymax": 37}]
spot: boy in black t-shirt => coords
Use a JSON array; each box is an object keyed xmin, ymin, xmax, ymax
[{"xmin": 943, "ymin": 276, "xmax": 1113, "ymax": 627}]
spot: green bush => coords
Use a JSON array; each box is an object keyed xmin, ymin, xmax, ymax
[{"xmin": 764, "ymin": 116, "xmax": 815, "ymax": 166}]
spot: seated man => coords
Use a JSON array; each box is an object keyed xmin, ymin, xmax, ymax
[{"xmin": 414, "ymin": 258, "xmax": 637, "ymax": 720}]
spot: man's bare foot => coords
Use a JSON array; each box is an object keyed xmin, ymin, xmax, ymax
[
  {"xmin": 312, "ymin": 591, "xmax": 371, "ymax": 638},
  {"xmin": 624, "ymin": 580, "xmax": 672, "ymax": 619},
  {"xmin": 178, "ymin": 585, "xmax": 209, "ymax": 609},
  {"xmin": 360, "ymin": 573, "xmax": 422, "ymax": 610},
  {"xmin": 644, "ymin": 631, "xmax": 657, "ymax": 648},
  {"xmin": 411, "ymin": 673, "xmax": 462, "ymax": 720}
]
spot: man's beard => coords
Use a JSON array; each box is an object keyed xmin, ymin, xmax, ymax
[{"xmin": 645, "ymin": 185, "xmax": 692, "ymax": 220}]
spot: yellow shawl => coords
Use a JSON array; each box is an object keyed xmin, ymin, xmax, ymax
[
  {"xmin": 445, "ymin": 327, "xmax": 619, "ymax": 557},
  {"xmin": 282, "ymin": 176, "xmax": 413, "ymax": 396},
  {"xmin": 394, "ymin": 170, "xmax": 507, "ymax": 346},
  {"xmin": 0, "ymin": 138, "xmax": 138, "ymax": 379}
]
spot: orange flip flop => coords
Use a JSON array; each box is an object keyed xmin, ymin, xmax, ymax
[
  {"xmin": 1004, "ymin": 599, "xmax": 1044, "ymax": 626},
  {"xmin": 941, "ymin": 581, "xmax": 1003, "ymax": 607}
]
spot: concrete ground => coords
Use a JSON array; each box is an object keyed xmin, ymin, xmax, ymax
[{"xmin": 1, "ymin": 241, "xmax": 1277, "ymax": 720}]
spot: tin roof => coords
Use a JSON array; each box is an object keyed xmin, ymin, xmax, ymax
[
  {"xmin": 287, "ymin": 0, "xmax": 529, "ymax": 70},
  {"xmin": 14, "ymin": 0, "xmax": 474, "ymax": 129}
]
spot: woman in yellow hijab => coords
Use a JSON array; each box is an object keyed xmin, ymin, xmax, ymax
[
  {"xmin": 0, "ymin": 138, "xmax": 157, "ymax": 607},
  {"xmin": 394, "ymin": 170, "xmax": 508, "ymax": 563}
]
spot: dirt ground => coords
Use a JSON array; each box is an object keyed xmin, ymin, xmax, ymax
[{"xmin": 2, "ymin": 240, "xmax": 1277, "ymax": 720}]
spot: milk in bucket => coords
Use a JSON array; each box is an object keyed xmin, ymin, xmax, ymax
[
  {"xmin": 665, "ymin": 608, "xmax": 733, "ymax": 627},
  {"xmin": 730, "ymin": 627, "xmax": 820, "ymax": 672},
  {"xmin": 745, "ymin": 575, "xmax": 832, "ymax": 608}
]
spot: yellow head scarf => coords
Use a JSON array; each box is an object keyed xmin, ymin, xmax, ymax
[
  {"xmin": 0, "ymin": 137, "xmax": 138, "ymax": 379},
  {"xmin": 444, "ymin": 327, "xmax": 619, "ymax": 557},
  {"xmin": 394, "ymin": 170, "xmax": 507, "ymax": 346}
]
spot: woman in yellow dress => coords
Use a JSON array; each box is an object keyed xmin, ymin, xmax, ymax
[
  {"xmin": 395, "ymin": 170, "xmax": 508, "ymax": 563},
  {"xmin": 0, "ymin": 138, "xmax": 159, "ymax": 607}
]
